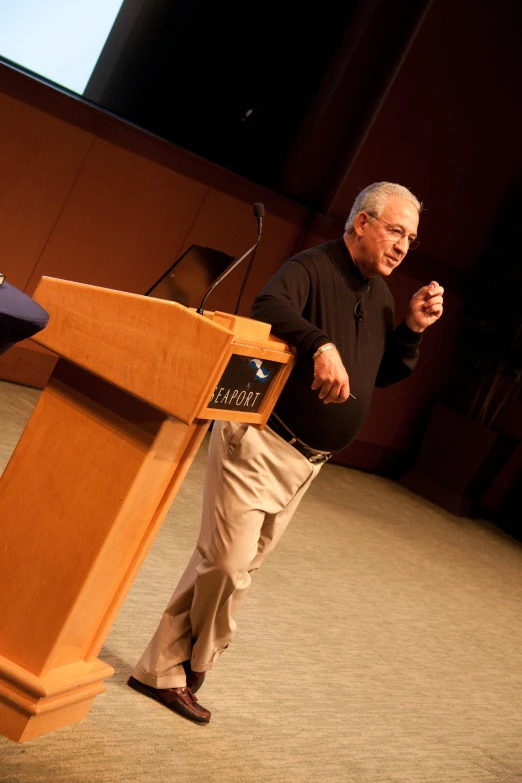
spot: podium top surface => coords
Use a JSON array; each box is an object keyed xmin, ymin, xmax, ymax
[{"xmin": 31, "ymin": 277, "xmax": 293, "ymax": 422}]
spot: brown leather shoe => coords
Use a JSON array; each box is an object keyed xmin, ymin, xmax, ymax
[
  {"xmin": 182, "ymin": 660, "xmax": 206, "ymax": 694},
  {"xmin": 127, "ymin": 676, "xmax": 211, "ymax": 724}
]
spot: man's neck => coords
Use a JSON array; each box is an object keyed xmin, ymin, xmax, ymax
[{"xmin": 343, "ymin": 232, "xmax": 371, "ymax": 282}]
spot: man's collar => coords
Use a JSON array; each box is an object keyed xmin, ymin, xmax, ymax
[
  {"xmin": 341, "ymin": 242, "xmax": 370, "ymax": 285},
  {"xmin": 340, "ymin": 233, "xmax": 371, "ymax": 284}
]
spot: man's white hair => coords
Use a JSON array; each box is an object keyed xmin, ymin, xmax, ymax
[{"xmin": 344, "ymin": 182, "xmax": 422, "ymax": 233}]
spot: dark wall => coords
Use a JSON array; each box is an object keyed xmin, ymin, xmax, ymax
[
  {"xmin": 85, "ymin": 0, "xmax": 359, "ymax": 191},
  {"xmin": 339, "ymin": 0, "xmax": 522, "ymax": 271},
  {"xmin": 325, "ymin": 0, "xmax": 522, "ymax": 472},
  {"xmin": 85, "ymin": 0, "xmax": 434, "ymax": 197}
]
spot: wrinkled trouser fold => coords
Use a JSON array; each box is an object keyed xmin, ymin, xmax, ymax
[{"xmin": 133, "ymin": 420, "xmax": 322, "ymax": 689}]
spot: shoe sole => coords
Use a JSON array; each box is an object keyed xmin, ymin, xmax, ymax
[{"xmin": 127, "ymin": 677, "xmax": 210, "ymax": 725}]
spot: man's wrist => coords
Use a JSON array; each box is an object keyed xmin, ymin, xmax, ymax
[
  {"xmin": 312, "ymin": 342, "xmax": 336, "ymax": 360},
  {"xmin": 405, "ymin": 318, "xmax": 425, "ymax": 334}
]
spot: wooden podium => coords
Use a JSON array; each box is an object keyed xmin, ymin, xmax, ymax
[{"xmin": 0, "ymin": 277, "xmax": 294, "ymax": 743}]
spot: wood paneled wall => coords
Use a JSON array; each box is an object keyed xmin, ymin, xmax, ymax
[{"xmin": 0, "ymin": 65, "xmax": 309, "ymax": 388}]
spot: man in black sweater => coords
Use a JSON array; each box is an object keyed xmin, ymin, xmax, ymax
[
  {"xmin": 129, "ymin": 182, "xmax": 444, "ymax": 724},
  {"xmin": 252, "ymin": 182, "xmax": 443, "ymax": 453}
]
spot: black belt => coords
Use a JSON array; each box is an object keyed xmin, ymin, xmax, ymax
[{"xmin": 267, "ymin": 414, "xmax": 332, "ymax": 464}]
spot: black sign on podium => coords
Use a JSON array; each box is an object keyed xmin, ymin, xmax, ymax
[{"xmin": 208, "ymin": 354, "xmax": 280, "ymax": 413}]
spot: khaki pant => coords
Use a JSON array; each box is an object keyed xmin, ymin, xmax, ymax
[{"xmin": 133, "ymin": 420, "xmax": 323, "ymax": 689}]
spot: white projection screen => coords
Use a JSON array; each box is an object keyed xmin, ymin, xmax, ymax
[{"xmin": 0, "ymin": 0, "xmax": 126, "ymax": 95}]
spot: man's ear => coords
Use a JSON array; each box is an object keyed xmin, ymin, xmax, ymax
[{"xmin": 353, "ymin": 211, "xmax": 369, "ymax": 238}]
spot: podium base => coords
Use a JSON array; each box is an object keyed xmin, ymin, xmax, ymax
[{"xmin": 0, "ymin": 655, "xmax": 113, "ymax": 743}]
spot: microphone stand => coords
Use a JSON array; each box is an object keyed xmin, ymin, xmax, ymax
[
  {"xmin": 196, "ymin": 204, "xmax": 264, "ymax": 315},
  {"xmin": 233, "ymin": 216, "xmax": 262, "ymax": 314}
]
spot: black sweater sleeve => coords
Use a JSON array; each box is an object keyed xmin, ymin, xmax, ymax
[
  {"xmin": 250, "ymin": 259, "xmax": 330, "ymax": 357},
  {"xmin": 375, "ymin": 320, "xmax": 423, "ymax": 387}
]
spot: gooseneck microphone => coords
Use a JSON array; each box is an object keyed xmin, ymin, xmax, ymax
[{"xmin": 196, "ymin": 203, "xmax": 264, "ymax": 315}]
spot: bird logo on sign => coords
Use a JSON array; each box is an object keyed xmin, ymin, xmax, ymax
[{"xmin": 248, "ymin": 359, "xmax": 271, "ymax": 382}]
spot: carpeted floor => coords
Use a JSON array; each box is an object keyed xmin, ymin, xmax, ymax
[{"xmin": 1, "ymin": 378, "xmax": 522, "ymax": 783}]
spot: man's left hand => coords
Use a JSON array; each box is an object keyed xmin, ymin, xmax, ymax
[{"xmin": 405, "ymin": 280, "xmax": 444, "ymax": 333}]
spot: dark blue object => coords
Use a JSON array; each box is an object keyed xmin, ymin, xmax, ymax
[{"xmin": 0, "ymin": 279, "xmax": 50, "ymax": 357}]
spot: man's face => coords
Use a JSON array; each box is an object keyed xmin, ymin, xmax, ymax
[{"xmin": 350, "ymin": 196, "xmax": 419, "ymax": 278}]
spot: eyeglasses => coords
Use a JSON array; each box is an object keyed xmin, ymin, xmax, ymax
[{"xmin": 367, "ymin": 213, "xmax": 420, "ymax": 250}]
